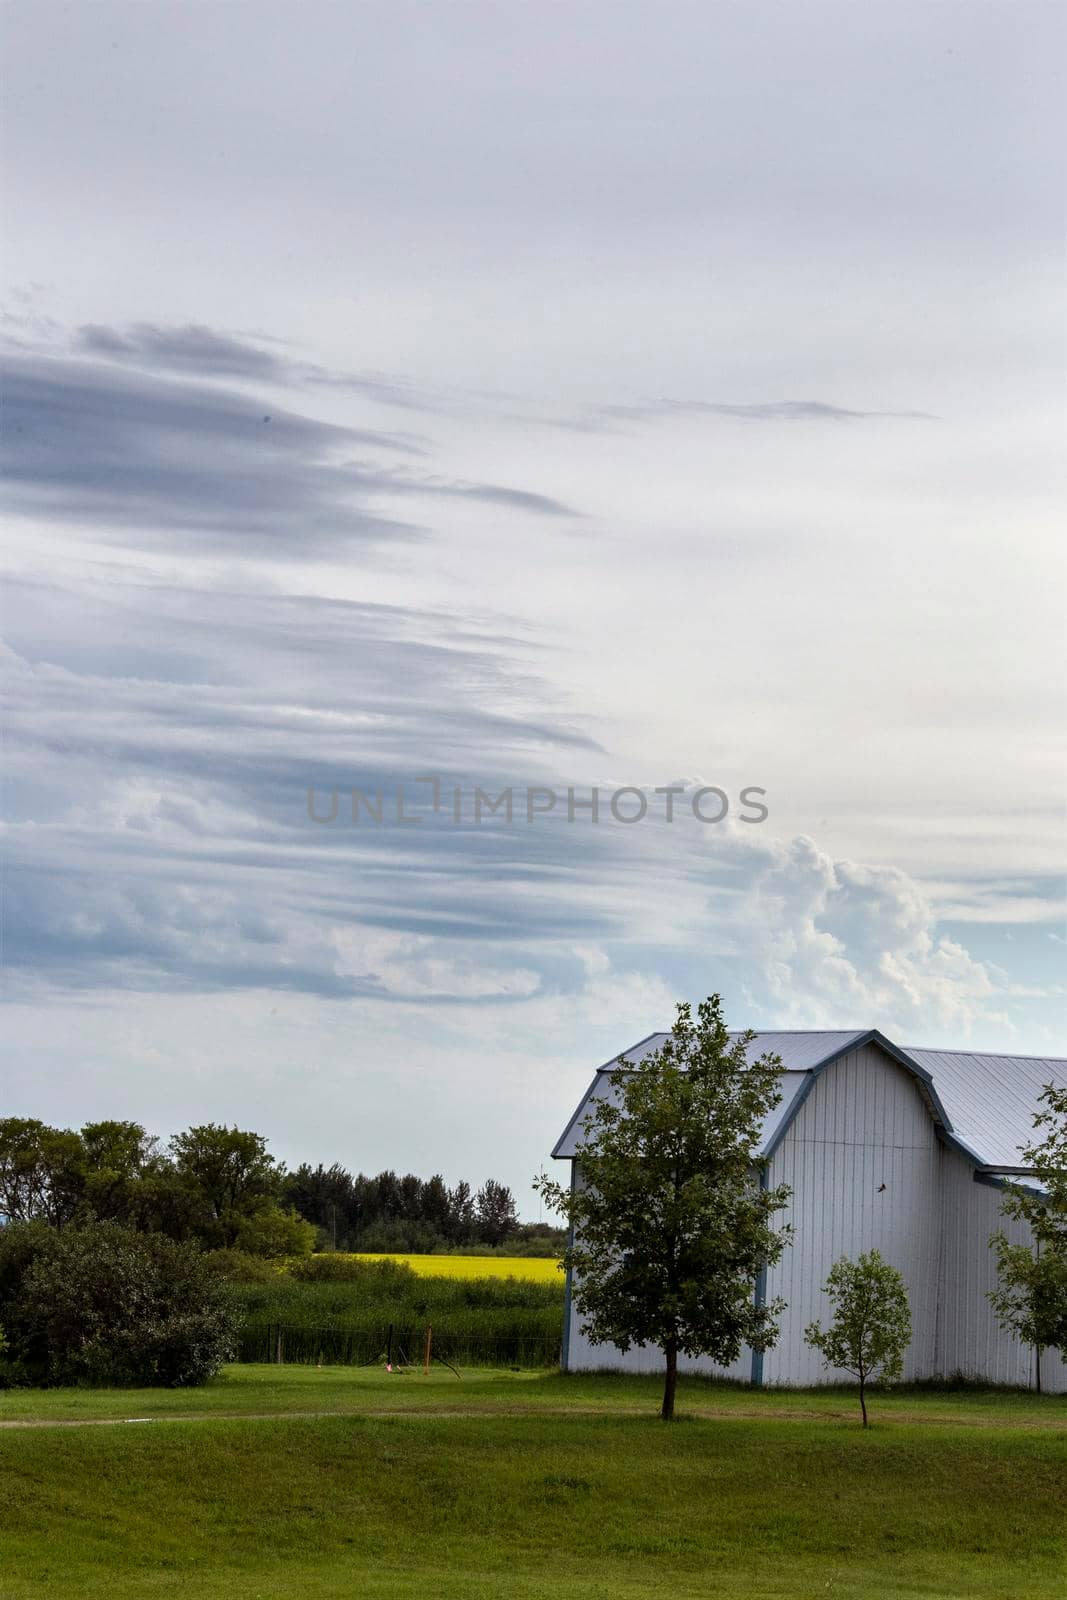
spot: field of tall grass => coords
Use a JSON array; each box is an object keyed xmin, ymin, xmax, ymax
[{"xmin": 230, "ymin": 1254, "xmax": 565, "ymax": 1368}]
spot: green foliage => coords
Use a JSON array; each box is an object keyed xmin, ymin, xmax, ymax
[
  {"xmin": 287, "ymin": 1253, "xmax": 418, "ymax": 1285},
  {"xmin": 988, "ymin": 1242, "xmax": 1067, "ymax": 1368},
  {"xmin": 234, "ymin": 1205, "xmax": 316, "ymax": 1259},
  {"xmin": 0, "ymin": 1118, "xmax": 86, "ymax": 1226},
  {"xmin": 231, "ymin": 1260, "xmax": 563, "ymax": 1366},
  {"xmin": 168, "ymin": 1124, "xmax": 281, "ymax": 1246},
  {"xmin": 475, "ymin": 1178, "xmax": 518, "ymax": 1245},
  {"xmin": 537, "ymin": 994, "xmax": 792, "ymax": 1418},
  {"xmin": 2, "ymin": 1223, "xmax": 237, "ymax": 1387},
  {"xmin": 2, "ymin": 1114, "xmax": 528, "ymax": 1255},
  {"xmin": 804, "ymin": 1250, "xmax": 912, "ymax": 1425},
  {"xmin": 202, "ymin": 1249, "xmax": 282, "ymax": 1284},
  {"xmin": 989, "ymin": 1083, "xmax": 1067, "ymax": 1382}
]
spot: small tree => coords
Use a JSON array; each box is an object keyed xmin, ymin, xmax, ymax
[
  {"xmin": 536, "ymin": 995, "xmax": 792, "ymax": 1421},
  {"xmin": 989, "ymin": 1083, "xmax": 1067, "ymax": 1391},
  {"xmin": 804, "ymin": 1251, "xmax": 911, "ymax": 1426}
]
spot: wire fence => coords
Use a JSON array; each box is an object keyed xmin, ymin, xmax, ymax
[{"xmin": 242, "ymin": 1320, "xmax": 562, "ymax": 1371}]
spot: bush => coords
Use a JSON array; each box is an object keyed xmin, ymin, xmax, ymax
[
  {"xmin": 234, "ymin": 1205, "xmax": 316, "ymax": 1259},
  {"xmin": 288, "ymin": 1253, "xmax": 418, "ymax": 1286},
  {"xmin": 202, "ymin": 1248, "xmax": 282, "ymax": 1284},
  {"xmin": 6, "ymin": 1223, "xmax": 237, "ymax": 1387}
]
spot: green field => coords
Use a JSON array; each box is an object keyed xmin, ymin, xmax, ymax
[
  {"xmin": 2, "ymin": 1367, "xmax": 1065, "ymax": 1599},
  {"xmin": 229, "ymin": 1259, "xmax": 563, "ymax": 1367}
]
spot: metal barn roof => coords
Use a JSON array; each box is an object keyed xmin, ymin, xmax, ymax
[
  {"xmin": 903, "ymin": 1048, "xmax": 1066, "ymax": 1170},
  {"xmin": 551, "ymin": 1029, "xmax": 1066, "ymax": 1171}
]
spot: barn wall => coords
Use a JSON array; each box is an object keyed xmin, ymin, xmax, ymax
[
  {"xmin": 937, "ymin": 1145, "xmax": 1066, "ymax": 1391},
  {"xmin": 763, "ymin": 1043, "xmax": 942, "ymax": 1385}
]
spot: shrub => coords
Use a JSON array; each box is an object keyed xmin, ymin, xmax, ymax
[
  {"xmin": 202, "ymin": 1248, "xmax": 282, "ymax": 1283},
  {"xmin": 288, "ymin": 1253, "xmax": 417, "ymax": 1286},
  {"xmin": 234, "ymin": 1205, "xmax": 316, "ymax": 1259},
  {"xmin": 9, "ymin": 1223, "xmax": 237, "ymax": 1387}
]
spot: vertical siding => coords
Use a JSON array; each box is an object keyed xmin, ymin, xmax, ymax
[
  {"xmin": 937, "ymin": 1146, "xmax": 1065, "ymax": 1391},
  {"xmin": 764, "ymin": 1044, "xmax": 942, "ymax": 1385}
]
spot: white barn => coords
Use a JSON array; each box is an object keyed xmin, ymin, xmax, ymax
[{"xmin": 552, "ymin": 1030, "xmax": 1067, "ymax": 1392}]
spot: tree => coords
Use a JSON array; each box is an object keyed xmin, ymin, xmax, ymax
[
  {"xmin": 988, "ymin": 1083, "xmax": 1067, "ymax": 1391},
  {"xmin": 169, "ymin": 1125, "xmax": 280, "ymax": 1246},
  {"xmin": 447, "ymin": 1180, "xmax": 476, "ymax": 1244},
  {"xmin": 0, "ymin": 1118, "xmax": 86, "ymax": 1226},
  {"xmin": 804, "ymin": 1250, "xmax": 912, "ymax": 1426},
  {"xmin": 476, "ymin": 1179, "xmax": 519, "ymax": 1247},
  {"xmin": 535, "ymin": 995, "xmax": 792, "ymax": 1421},
  {"xmin": 80, "ymin": 1120, "xmax": 162, "ymax": 1224}
]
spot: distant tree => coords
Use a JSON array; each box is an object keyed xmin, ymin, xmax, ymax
[
  {"xmin": 282, "ymin": 1162, "xmax": 359, "ymax": 1247},
  {"xmin": 421, "ymin": 1174, "xmax": 453, "ymax": 1234},
  {"xmin": 536, "ymin": 995, "xmax": 791, "ymax": 1420},
  {"xmin": 0, "ymin": 1118, "xmax": 86, "ymax": 1226},
  {"xmin": 804, "ymin": 1250, "xmax": 912, "ymax": 1426},
  {"xmin": 353, "ymin": 1217, "xmax": 443, "ymax": 1253},
  {"xmin": 169, "ymin": 1125, "xmax": 280, "ymax": 1246},
  {"xmin": 234, "ymin": 1204, "xmax": 316, "ymax": 1259},
  {"xmin": 398, "ymin": 1173, "xmax": 426, "ymax": 1221},
  {"xmin": 5, "ymin": 1222, "xmax": 237, "ymax": 1387},
  {"xmin": 476, "ymin": 1180, "xmax": 519, "ymax": 1247},
  {"xmin": 989, "ymin": 1083, "xmax": 1067, "ymax": 1391},
  {"xmin": 447, "ymin": 1180, "xmax": 476, "ymax": 1244}
]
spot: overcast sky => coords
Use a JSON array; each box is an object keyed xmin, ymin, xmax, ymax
[{"xmin": 3, "ymin": 2, "xmax": 1064, "ymax": 1207}]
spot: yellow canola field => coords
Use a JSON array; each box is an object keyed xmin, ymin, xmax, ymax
[{"xmin": 354, "ymin": 1252, "xmax": 563, "ymax": 1283}]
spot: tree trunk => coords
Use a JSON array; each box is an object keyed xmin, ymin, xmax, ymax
[
  {"xmin": 859, "ymin": 1373, "xmax": 868, "ymax": 1428},
  {"xmin": 661, "ymin": 1337, "xmax": 679, "ymax": 1421},
  {"xmin": 1035, "ymin": 1346, "xmax": 1043, "ymax": 1395}
]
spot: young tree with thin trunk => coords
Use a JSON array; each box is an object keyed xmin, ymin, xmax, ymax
[
  {"xmin": 988, "ymin": 1082, "xmax": 1067, "ymax": 1392},
  {"xmin": 804, "ymin": 1250, "xmax": 911, "ymax": 1426},
  {"xmin": 536, "ymin": 995, "xmax": 791, "ymax": 1421}
]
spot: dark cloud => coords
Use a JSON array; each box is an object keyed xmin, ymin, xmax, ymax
[{"xmin": 1, "ymin": 351, "xmax": 574, "ymax": 555}]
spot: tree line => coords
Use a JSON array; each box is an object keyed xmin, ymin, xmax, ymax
[{"xmin": 0, "ymin": 1117, "xmax": 550, "ymax": 1258}]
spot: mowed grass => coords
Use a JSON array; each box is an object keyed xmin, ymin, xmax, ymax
[{"xmin": 2, "ymin": 1369, "xmax": 1065, "ymax": 1600}]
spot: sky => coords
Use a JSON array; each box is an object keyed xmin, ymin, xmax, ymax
[{"xmin": 2, "ymin": 2, "xmax": 1064, "ymax": 1210}]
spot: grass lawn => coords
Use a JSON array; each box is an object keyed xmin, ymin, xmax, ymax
[{"xmin": 1, "ymin": 1368, "xmax": 1065, "ymax": 1599}]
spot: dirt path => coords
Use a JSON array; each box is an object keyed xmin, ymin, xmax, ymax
[{"xmin": 2, "ymin": 1403, "xmax": 1065, "ymax": 1431}]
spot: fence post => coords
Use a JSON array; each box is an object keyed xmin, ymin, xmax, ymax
[
  {"xmin": 276, "ymin": 1326, "xmax": 283, "ymax": 1365},
  {"xmin": 424, "ymin": 1324, "xmax": 432, "ymax": 1376}
]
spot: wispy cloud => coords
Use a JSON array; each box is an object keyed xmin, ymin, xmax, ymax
[
  {"xmin": 2, "ymin": 349, "xmax": 574, "ymax": 556},
  {"xmin": 547, "ymin": 397, "xmax": 937, "ymax": 432}
]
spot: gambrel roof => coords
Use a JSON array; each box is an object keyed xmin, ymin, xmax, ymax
[{"xmin": 551, "ymin": 1029, "xmax": 1066, "ymax": 1173}]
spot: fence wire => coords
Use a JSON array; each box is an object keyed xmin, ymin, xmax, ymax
[{"xmin": 244, "ymin": 1320, "xmax": 562, "ymax": 1370}]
